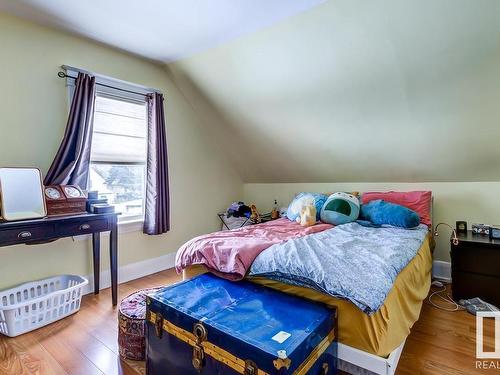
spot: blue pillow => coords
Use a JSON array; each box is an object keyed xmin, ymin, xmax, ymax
[
  {"xmin": 286, "ymin": 192, "xmax": 327, "ymax": 221},
  {"xmin": 359, "ymin": 200, "xmax": 420, "ymax": 228}
]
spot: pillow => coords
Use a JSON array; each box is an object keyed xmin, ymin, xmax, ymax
[
  {"xmin": 359, "ymin": 200, "xmax": 420, "ymax": 228},
  {"xmin": 320, "ymin": 192, "xmax": 360, "ymax": 225},
  {"xmin": 286, "ymin": 192, "xmax": 327, "ymax": 221},
  {"xmin": 362, "ymin": 191, "xmax": 432, "ymax": 226}
]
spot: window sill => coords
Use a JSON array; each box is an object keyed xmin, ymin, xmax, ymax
[
  {"xmin": 118, "ymin": 219, "xmax": 144, "ymax": 234},
  {"xmin": 72, "ymin": 219, "xmax": 143, "ymax": 242}
]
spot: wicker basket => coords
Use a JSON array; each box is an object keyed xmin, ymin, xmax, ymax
[{"xmin": 0, "ymin": 275, "xmax": 88, "ymax": 337}]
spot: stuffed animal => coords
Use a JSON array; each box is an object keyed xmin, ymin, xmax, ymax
[
  {"xmin": 320, "ymin": 192, "xmax": 360, "ymax": 225},
  {"xmin": 249, "ymin": 204, "xmax": 261, "ymax": 223},
  {"xmin": 286, "ymin": 193, "xmax": 326, "ymax": 222},
  {"xmin": 359, "ymin": 199, "xmax": 420, "ymax": 228},
  {"xmin": 296, "ymin": 204, "xmax": 317, "ymax": 227}
]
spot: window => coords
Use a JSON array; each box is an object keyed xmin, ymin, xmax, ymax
[
  {"xmin": 64, "ymin": 65, "xmax": 159, "ymax": 224},
  {"xmin": 89, "ymin": 94, "xmax": 148, "ymax": 222}
]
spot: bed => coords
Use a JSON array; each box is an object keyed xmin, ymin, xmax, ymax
[{"xmin": 176, "ymin": 211, "xmax": 433, "ymax": 375}]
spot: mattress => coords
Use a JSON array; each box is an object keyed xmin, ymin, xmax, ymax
[{"xmin": 182, "ymin": 235, "xmax": 432, "ymax": 358}]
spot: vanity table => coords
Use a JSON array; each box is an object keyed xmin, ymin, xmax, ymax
[{"xmin": 0, "ymin": 212, "xmax": 119, "ymax": 305}]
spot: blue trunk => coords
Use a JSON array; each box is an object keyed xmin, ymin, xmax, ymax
[{"xmin": 146, "ymin": 273, "xmax": 337, "ymax": 374}]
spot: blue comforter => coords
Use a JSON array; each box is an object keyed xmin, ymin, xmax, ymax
[{"xmin": 248, "ymin": 222, "xmax": 428, "ymax": 314}]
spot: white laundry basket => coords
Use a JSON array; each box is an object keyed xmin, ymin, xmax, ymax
[{"xmin": 0, "ymin": 274, "xmax": 88, "ymax": 337}]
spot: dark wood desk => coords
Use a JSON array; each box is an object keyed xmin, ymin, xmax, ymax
[{"xmin": 0, "ymin": 213, "xmax": 119, "ymax": 305}]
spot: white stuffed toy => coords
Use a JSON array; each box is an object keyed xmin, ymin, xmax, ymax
[{"xmin": 286, "ymin": 193, "xmax": 326, "ymax": 222}]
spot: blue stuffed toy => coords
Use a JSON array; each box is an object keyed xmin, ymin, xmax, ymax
[
  {"xmin": 359, "ymin": 199, "xmax": 420, "ymax": 228},
  {"xmin": 320, "ymin": 192, "xmax": 360, "ymax": 225}
]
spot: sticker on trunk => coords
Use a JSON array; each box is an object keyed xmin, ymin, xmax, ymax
[{"xmin": 272, "ymin": 331, "xmax": 291, "ymax": 344}]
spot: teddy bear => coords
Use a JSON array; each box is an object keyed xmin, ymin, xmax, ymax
[{"xmin": 296, "ymin": 204, "xmax": 317, "ymax": 227}]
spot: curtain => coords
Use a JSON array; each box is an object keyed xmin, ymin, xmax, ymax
[
  {"xmin": 44, "ymin": 72, "xmax": 96, "ymax": 188},
  {"xmin": 144, "ymin": 92, "xmax": 170, "ymax": 235}
]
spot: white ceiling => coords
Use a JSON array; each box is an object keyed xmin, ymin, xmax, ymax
[
  {"xmin": 3, "ymin": 0, "xmax": 500, "ymax": 183},
  {"xmin": 0, "ymin": 0, "xmax": 326, "ymax": 62}
]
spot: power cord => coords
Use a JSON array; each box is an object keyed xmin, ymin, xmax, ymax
[
  {"xmin": 427, "ymin": 281, "xmax": 465, "ymax": 312},
  {"xmin": 434, "ymin": 222, "xmax": 459, "ymax": 246},
  {"xmin": 429, "ymin": 223, "xmax": 462, "ymax": 311}
]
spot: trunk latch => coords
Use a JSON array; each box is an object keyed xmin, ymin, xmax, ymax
[
  {"xmin": 321, "ymin": 362, "xmax": 329, "ymax": 374},
  {"xmin": 154, "ymin": 312, "xmax": 163, "ymax": 339},
  {"xmin": 244, "ymin": 359, "xmax": 259, "ymax": 375},
  {"xmin": 273, "ymin": 350, "xmax": 291, "ymax": 371},
  {"xmin": 192, "ymin": 322, "xmax": 207, "ymax": 372}
]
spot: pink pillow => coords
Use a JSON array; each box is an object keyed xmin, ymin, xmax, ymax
[{"xmin": 362, "ymin": 191, "xmax": 432, "ymax": 226}]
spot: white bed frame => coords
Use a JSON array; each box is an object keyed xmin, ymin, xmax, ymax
[{"xmin": 337, "ymin": 340, "xmax": 406, "ymax": 375}]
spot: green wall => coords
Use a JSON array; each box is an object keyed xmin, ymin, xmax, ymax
[
  {"xmin": 2, "ymin": 3, "xmax": 499, "ymax": 288},
  {"xmin": 243, "ymin": 182, "xmax": 500, "ymax": 262},
  {"xmin": 0, "ymin": 13, "xmax": 242, "ymax": 289}
]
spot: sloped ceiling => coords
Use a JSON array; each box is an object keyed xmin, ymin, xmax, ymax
[
  {"xmin": 0, "ymin": 0, "xmax": 326, "ymax": 62},
  {"xmin": 168, "ymin": 0, "xmax": 500, "ymax": 182}
]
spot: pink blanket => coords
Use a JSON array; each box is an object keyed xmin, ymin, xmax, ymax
[{"xmin": 175, "ymin": 218, "xmax": 333, "ymax": 280}]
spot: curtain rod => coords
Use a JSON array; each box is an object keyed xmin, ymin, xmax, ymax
[{"xmin": 58, "ymin": 71, "xmax": 152, "ymax": 98}]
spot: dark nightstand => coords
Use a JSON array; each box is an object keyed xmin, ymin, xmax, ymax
[{"xmin": 451, "ymin": 230, "xmax": 500, "ymax": 306}]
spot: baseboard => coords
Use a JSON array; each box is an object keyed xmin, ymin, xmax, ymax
[
  {"xmin": 432, "ymin": 260, "xmax": 451, "ymax": 282},
  {"xmin": 82, "ymin": 252, "xmax": 177, "ymax": 295}
]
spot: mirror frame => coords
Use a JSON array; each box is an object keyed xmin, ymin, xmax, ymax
[{"xmin": 0, "ymin": 167, "xmax": 47, "ymax": 221}]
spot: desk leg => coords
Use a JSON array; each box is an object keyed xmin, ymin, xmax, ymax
[
  {"xmin": 110, "ymin": 219, "xmax": 118, "ymax": 306},
  {"xmin": 92, "ymin": 233, "xmax": 100, "ymax": 294}
]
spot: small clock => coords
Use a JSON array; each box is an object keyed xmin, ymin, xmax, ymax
[
  {"xmin": 45, "ymin": 186, "xmax": 63, "ymax": 200},
  {"xmin": 489, "ymin": 226, "xmax": 500, "ymax": 240},
  {"xmin": 456, "ymin": 220, "xmax": 467, "ymax": 234},
  {"xmin": 44, "ymin": 185, "xmax": 86, "ymax": 216},
  {"xmin": 64, "ymin": 185, "xmax": 84, "ymax": 198}
]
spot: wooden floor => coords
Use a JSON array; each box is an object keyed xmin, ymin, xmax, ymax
[{"xmin": 0, "ymin": 270, "xmax": 495, "ymax": 375}]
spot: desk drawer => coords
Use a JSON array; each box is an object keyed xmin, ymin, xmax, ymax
[
  {"xmin": 0, "ymin": 224, "xmax": 53, "ymax": 245},
  {"xmin": 56, "ymin": 218, "xmax": 111, "ymax": 236}
]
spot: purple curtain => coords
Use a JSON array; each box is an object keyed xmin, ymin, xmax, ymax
[
  {"xmin": 144, "ymin": 92, "xmax": 170, "ymax": 235},
  {"xmin": 44, "ymin": 72, "xmax": 96, "ymax": 188}
]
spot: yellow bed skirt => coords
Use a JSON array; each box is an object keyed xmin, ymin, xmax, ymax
[{"xmin": 182, "ymin": 236, "xmax": 432, "ymax": 358}]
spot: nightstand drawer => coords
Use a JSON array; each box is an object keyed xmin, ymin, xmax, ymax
[
  {"xmin": 0, "ymin": 224, "xmax": 54, "ymax": 246},
  {"xmin": 55, "ymin": 217, "xmax": 111, "ymax": 236},
  {"xmin": 452, "ymin": 270, "xmax": 500, "ymax": 307},
  {"xmin": 451, "ymin": 244, "xmax": 500, "ymax": 278}
]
